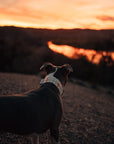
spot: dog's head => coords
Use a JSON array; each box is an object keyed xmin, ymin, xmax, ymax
[{"xmin": 40, "ymin": 62, "xmax": 73, "ymax": 86}]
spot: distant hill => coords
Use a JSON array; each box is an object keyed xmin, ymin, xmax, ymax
[
  {"xmin": 0, "ymin": 26, "xmax": 114, "ymax": 86},
  {"xmin": 0, "ymin": 26, "xmax": 114, "ymax": 51}
]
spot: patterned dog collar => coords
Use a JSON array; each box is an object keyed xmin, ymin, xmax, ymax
[{"xmin": 40, "ymin": 72, "xmax": 63, "ymax": 96}]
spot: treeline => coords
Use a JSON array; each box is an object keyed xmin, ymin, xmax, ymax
[
  {"xmin": 52, "ymin": 29, "xmax": 114, "ymax": 51},
  {"xmin": 0, "ymin": 26, "xmax": 114, "ymax": 86}
]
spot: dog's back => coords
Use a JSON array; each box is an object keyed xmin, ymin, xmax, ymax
[{"xmin": 0, "ymin": 84, "xmax": 62, "ymax": 135}]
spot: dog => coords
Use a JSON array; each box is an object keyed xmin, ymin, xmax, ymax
[{"xmin": 0, "ymin": 63, "xmax": 73, "ymax": 144}]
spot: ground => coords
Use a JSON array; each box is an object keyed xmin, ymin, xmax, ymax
[{"xmin": 0, "ymin": 72, "xmax": 114, "ymax": 144}]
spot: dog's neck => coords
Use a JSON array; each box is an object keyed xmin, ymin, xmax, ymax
[{"xmin": 40, "ymin": 69, "xmax": 63, "ymax": 96}]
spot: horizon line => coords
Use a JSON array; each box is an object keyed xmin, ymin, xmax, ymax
[{"xmin": 0, "ymin": 25, "xmax": 114, "ymax": 31}]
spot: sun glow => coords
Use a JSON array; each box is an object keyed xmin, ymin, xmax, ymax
[{"xmin": 48, "ymin": 41, "xmax": 114, "ymax": 64}]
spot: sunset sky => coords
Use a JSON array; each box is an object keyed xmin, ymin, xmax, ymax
[{"xmin": 0, "ymin": 0, "xmax": 114, "ymax": 29}]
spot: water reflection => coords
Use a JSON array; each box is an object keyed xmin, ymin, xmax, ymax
[{"xmin": 48, "ymin": 41, "xmax": 114, "ymax": 64}]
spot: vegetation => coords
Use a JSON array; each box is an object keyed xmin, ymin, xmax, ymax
[{"xmin": 0, "ymin": 26, "xmax": 114, "ymax": 86}]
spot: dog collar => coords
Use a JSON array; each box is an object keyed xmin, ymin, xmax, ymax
[{"xmin": 40, "ymin": 71, "xmax": 63, "ymax": 96}]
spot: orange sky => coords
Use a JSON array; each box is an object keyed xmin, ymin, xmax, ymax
[{"xmin": 0, "ymin": 0, "xmax": 114, "ymax": 29}]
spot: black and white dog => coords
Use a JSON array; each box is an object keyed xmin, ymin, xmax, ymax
[{"xmin": 0, "ymin": 63, "xmax": 73, "ymax": 144}]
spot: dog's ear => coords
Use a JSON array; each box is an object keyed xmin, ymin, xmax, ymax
[
  {"xmin": 64, "ymin": 64, "xmax": 73, "ymax": 72},
  {"xmin": 40, "ymin": 63, "xmax": 55, "ymax": 74},
  {"xmin": 62, "ymin": 64, "xmax": 73, "ymax": 74}
]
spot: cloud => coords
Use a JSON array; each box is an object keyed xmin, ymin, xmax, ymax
[{"xmin": 97, "ymin": 15, "xmax": 114, "ymax": 21}]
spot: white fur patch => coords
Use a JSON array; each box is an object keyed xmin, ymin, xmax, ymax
[{"xmin": 40, "ymin": 68, "xmax": 63, "ymax": 95}]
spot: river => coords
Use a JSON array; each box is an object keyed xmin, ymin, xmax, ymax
[{"xmin": 48, "ymin": 41, "xmax": 114, "ymax": 64}]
